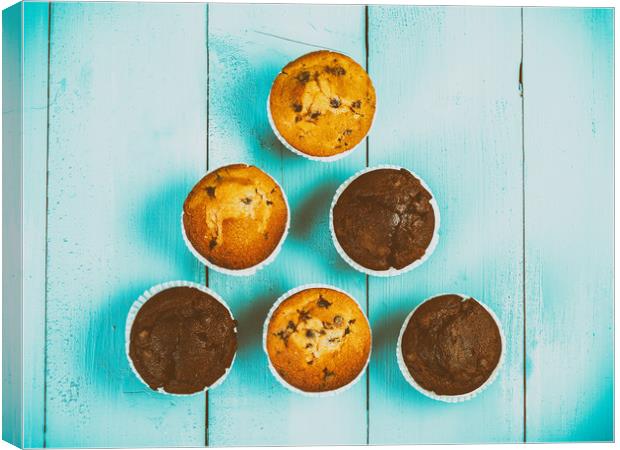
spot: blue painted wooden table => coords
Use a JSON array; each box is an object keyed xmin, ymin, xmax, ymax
[{"xmin": 4, "ymin": 2, "xmax": 613, "ymax": 447}]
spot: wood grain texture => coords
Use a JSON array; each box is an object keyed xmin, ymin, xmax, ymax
[
  {"xmin": 12, "ymin": 4, "xmax": 613, "ymax": 446},
  {"xmin": 206, "ymin": 4, "xmax": 368, "ymax": 446},
  {"xmin": 22, "ymin": 2, "xmax": 50, "ymax": 447},
  {"xmin": 2, "ymin": 3, "xmax": 24, "ymax": 447},
  {"xmin": 523, "ymin": 8, "xmax": 614, "ymax": 442},
  {"xmin": 366, "ymin": 6, "xmax": 524, "ymax": 444},
  {"xmin": 44, "ymin": 3, "xmax": 208, "ymax": 446}
]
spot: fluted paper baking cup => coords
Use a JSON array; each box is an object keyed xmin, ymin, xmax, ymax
[
  {"xmin": 181, "ymin": 163, "xmax": 290, "ymax": 277},
  {"xmin": 266, "ymin": 53, "xmax": 376, "ymax": 163},
  {"xmin": 329, "ymin": 165, "xmax": 440, "ymax": 277},
  {"xmin": 262, "ymin": 283, "xmax": 372, "ymax": 397},
  {"xmin": 396, "ymin": 293, "xmax": 505, "ymax": 403},
  {"xmin": 125, "ymin": 280, "xmax": 237, "ymax": 396}
]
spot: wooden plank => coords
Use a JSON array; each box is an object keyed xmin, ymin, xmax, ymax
[
  {"xmin": 44, "ymin": 3, "xmax": 208, "ymax": 446},
  {"xmin": 523, "ymin": 8, "xmax": 613, "ymax": 442},
  {"xmin": 23, "ymin": 2, "xmax": 50, "ymax": 446},
  {"xmin": 206, "ymin": 4, "xmax": 368, "ymax": 445},
  {"xmin": 367, "ymin": 6, "xmax": 524, "ymax": 443},
  {"xmin": 2, "ymin": 3, "xmax": 24, "ymax": 447}
]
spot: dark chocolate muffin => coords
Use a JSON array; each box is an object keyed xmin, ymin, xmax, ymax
[
  {"xmin": 332, "ymin": 168, "xmax": 437, "ymax": 272},
  {"xmin": 400, "ymin": 294, "xmax": 502, "ymax": 396},
  {"xmin": 128, "ymin": 286, "xmax": 237, "ymax": 394}
]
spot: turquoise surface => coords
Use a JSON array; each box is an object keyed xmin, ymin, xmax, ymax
[{"xmin": 6, "ymin": 2, "xmax": 613, "ymax": 446}]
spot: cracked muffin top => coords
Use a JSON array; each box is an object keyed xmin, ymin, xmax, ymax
[
  {"xmin": 128, "ymin": 286, "xmax": 237, "ymax": 394},
  {"xmin": 400, "ymin": 295, "xmax": 502, "ymax": 396},
  {"xmin": 269, "ymin": 51, "xmax": 376, "ymax": 158},
  {"xmin": 265, "ymin": 287, "xmax": 371, "ymax": 393},
  {"xmin": 332, "ymin": 168, "xmax": 436, "ymax": 272},
  {"xmin": 183, "ymin": 164, "xmax": 288, "ymax": 270}
]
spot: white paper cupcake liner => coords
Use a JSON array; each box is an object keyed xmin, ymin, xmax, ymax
[
  {"xmin": 125, "ymin": 280, "xmax": 237, "ymax": 396},
  {"xmin": 266, "ymin": 51, "xmax": 376, "ymax": 162},
  {"xmin": 329, "ymin": 165, "xmax": 440, "ymax": 277},
  {"xmin": 396, "ymin": 293, "xmax": 506, "ymax": 403},
  {"xmin": 262, "ymin": 283, "xmax": 372, "ymax": 397},
  {"xmin": 181, "ymin": 163, "xmax": 291, "ymax": 277}
]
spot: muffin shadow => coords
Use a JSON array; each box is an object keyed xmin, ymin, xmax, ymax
[
  {"xmin": 209, "ymin": 35, "xmax": 289, "ymax": 167},
  {"xmin": 290, "ymin": 182, "xmax": 339, "ymax": 240},
  {"xmin": 232, "ymin": 288, "xmax": 282, "ymax": 357},
  {"xmin": 137, "ymin": 175, "xmax": 198, "ymax": 276},
  {"xmin": 371, "ymin": 305, "xmax": 410, "ymax": 358},
  {"xmin": 259, "ymin": 127, "xmax": 293, "ymax": 163},
  {"xmin": 84, "ymin": 282, "xmax": 155, "ymax": 394}
]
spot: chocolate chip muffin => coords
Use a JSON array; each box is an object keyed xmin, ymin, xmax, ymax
[
  {"xmin": 269, "ymin": 51, "xmax": 376, "ymax": 158},
  {"xmin": 265, "ymin": 286, "xmax": 371, "ymax": 393},
  {"xmin": 128, "ymin": 285, "xmax": 237, "ymax": 394},
  {"xmin": 183, "ymin": 164, "xmax": 289, "ymax": 271},
  {"xmin": 400, "ymin": 294, "xmax": 502, "ymax": 396},
  {"xmin": 332, "ymin": 167, "xmax": 437, "ymax": 272}
]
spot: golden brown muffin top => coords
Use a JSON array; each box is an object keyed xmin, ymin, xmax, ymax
[
  {"xmin": 269, "ymin": 51, "xmax": 376, "ymax": 158},
  {"xmin": 183, "ymin": 164, "xmax": 288, "ymax": 270},
  {"xmin": 266, "ymin": 287, "xmax": 371, "ymax": 392}
]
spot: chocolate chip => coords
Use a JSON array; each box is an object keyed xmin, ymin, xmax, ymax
[
  {"xmin": 323, "ymin": 368, "xmax": 335, "ymax": 379},
  {"xmin": 297, "ymin": 71, "xmax": 310, "ymax": 83},
  {"xmin": 330, "ymin": 98, "xmax": 341, "ymax": 108},
  {"xmin": 292, "ymin": 103, "xmax": 302, "ymax": 112},
  {"xmin": 352, "ymin": 100, "xmax": 362, "ymax": 108},
  {"xmin": 328, "ymin": 337, "xmax": 340, "ymax": 343},
  {"xmin": 295, "ymin": 116, "xmax": 302, "ymax": 122},
  {"xmin": 241, "ymin": 197, "xmax": 252, "ymax": 205},
  {"xmin": 348, "ymin": 319, "xmax": 356, "ymax": 324},
  {"xmin": 325, "ymin": 66, "xmax": 346, "ymax": 76},
  {"xmin": 305, "ymin": 343, "xmax": 312, "ymax": 349},
  {"xmin": 196, "ymin": 332, "xmax": 209, "ymax": 343},
  {"xmin": 306, "ymin": 329, "xmax": 315, "ymax": 338},
  {"xmin": 266, "ymin": 200, "xmax": 273, "ymax": 206},
  {"xmin": 275, "ymin": 330, "xmax": 289, "ymax": 345},
  {"xmin": 206, "ymin": 186, "xmax": 216, "ymax": 198},
  {"xmin": 344, "ymin": 327, "xmax": 351, "ymax": 335},
  {"xmin": 343, "ymin": 129, "xmax": 352, "ymax": 136},
  {"xmin": 334, "ymin": 315, "xmax": 343, "ymax": 326},
  {"xmin": 317, "ymin": 296, "xmax": 332, "ymax": 309},
  {"xmin": 298, "ymin": 310, "xmax": 311, "ymax": 322},
  {"xmin": 287, "ymin": 321, "xmax": 296, "ymax": 331},
  {"xmin": 310, "ymin": 111, "xmax": 321, "ymax": 120},
  {"xmin": 209, "ymin": 238, "xmax": 217, "ymax": 249}
]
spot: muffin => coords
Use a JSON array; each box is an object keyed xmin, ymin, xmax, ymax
[
  {"xmin": 331, "ymin": 166, "xmax": 438, "ymax": 274},
  {"xmin": 399, "ymin": 294, "xmax": 503, "ymax": 398},
  {"xmin": 127, "ymin": 284, "xmax": 237, "ymax": 395},
  {"xmin": 265, "ymin": 286, "xmax": 371, "ymax": 393},
  {"xmin": 183, "ymin": 164, "xmax": 289, "ymax": 272},
  {"xmin": 269, "ymin": 50, "xmax": 376, "ymax": 159}
]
